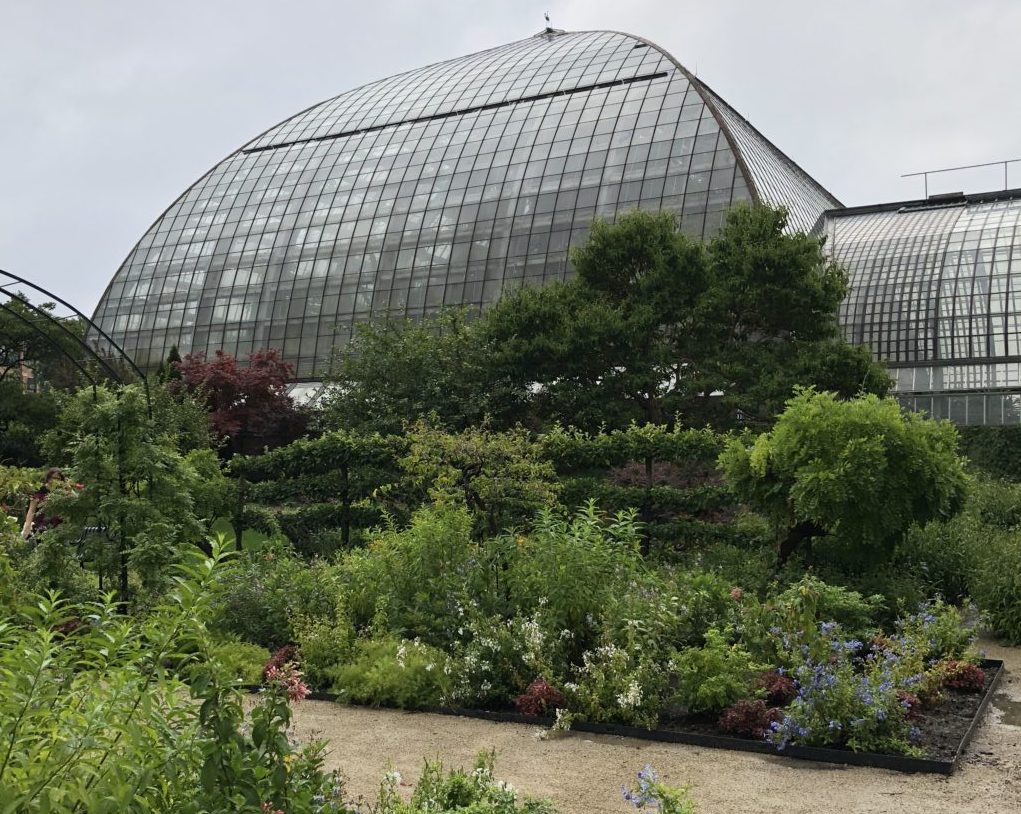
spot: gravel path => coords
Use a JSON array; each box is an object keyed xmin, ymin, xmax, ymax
[{"xmin": 291, "ymin": 640, "xmax": 1021, "ymax": 813}]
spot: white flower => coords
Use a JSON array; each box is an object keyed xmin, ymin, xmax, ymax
[
  {"xmin": 616, "ymin": 680, "xmax": 643, "ymax": 710},
  {"xmin": 395, "ymin": 643, "xmax": 407, "ymax": 668},
  {"xmin": 425, "ymin": 662, "xmax": 434, "ymax": 672},
  {"xmin": 384, "ymin": 769, "xmax": 403, "ymax": 785}
]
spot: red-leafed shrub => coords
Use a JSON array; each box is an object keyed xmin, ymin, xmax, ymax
[
  {"xmin": 718, "ymin": 699, "xmax": 783, "ymax": 739},
  {"xmin": 173, "ymin": 348, "xmax": 307, "ymax": 457},
  {"xmin": 263, "ymin": 644, "xmax": 299, "ymax": 681},
  {"xmin": 515, "ymin": 678, "xmax": 566, "ymax": 716},
  {"xmin": 942, "ymin": 660, "xmax": 985, "ymax": 693},
  {"xmin": 755, "ymin": 670, "xmax": 797, "ymax": 707}
]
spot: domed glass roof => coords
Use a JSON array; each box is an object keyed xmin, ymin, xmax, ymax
[
  {"xmin": 93, "ymin": 29, "xmax": 839, "ymax": 377},
  {"xmin": 825, "ymin": 192, "xmax": 1021, "ymax": 425}
]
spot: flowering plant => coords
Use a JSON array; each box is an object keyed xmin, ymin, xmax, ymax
[
  {"xmin": 768, "ymin": 622, "xmax": 920, "ymax": 755},
  {"xmin": 374, "ymin": 751, "xmax": 557, "ymax": 813},
  {"xmin": 331, "ymin": 636, "xmax": 449, "ymax": 708},
  {"xmin": 622, "ymin": 765, "xmax": 697, "ymax": 814},
  {"xmin": 565, "ymin": 640, "xmax": 667, "ymax": 728}
]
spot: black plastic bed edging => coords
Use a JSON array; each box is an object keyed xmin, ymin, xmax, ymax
[{"xmin": 252, "ymin": 659, "xmax": 1004, "ymax": 775}]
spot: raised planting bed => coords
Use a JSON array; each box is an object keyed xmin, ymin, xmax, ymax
[{"xmin": 286, "ymin": 659, "xmax": 1004, "ymax": 775}]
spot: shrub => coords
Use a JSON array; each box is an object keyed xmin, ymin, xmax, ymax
[
  {"xmin": 505, "ymin": 503, "xmax": 642, "ymax": 645},
  {"xmin": 393, "ymin": 421, "xmax": 560, "ymax": 539},
  {"xmin": 718, "ymin": 699, "xmax": 783, "ymax": 739},
  {"xmin": 770, "ymin": 576, "xmax": 884, "ymax": 643},
  {"xmin": 939, "ymin": 660, "xmax": 986, "ymax": 693},
  {"xmin": 566, "ymin": 641, "xmax": 668, "ymax": 729},
  {"xmin": 291, "ymin": 609, "xmax": 355, "ymax": 691},
  {"xmin": 444, "ymin": 611, "xmax": 551, "ymax": 709},
  {"xmin": 670, "ymin": 629, "xmax": 761, "ymax": 713},
  {"xmin": 515, "ymin": 678, "xmax": 566, "ymax": 716},
  {"xmin": 720, "ymin": 389, "xmax": 969, "ymax": 566},
  {"xmin": 901, "ymin": 515, "xmax": 981, "ymax": 603},
  {"xmin": 207, "ymin": 636, "xmax": 272, "ymax": 684},
  {"xmin": 755, "ymin": 670, "xmax": 797, "ymax": 707},
  {"xmin": 767, "ymin": 620, "xmax": 926, "ymax": 755},
  {"xmin": 211, "ymin": 550, "xmax": 339, "ymax": 649},
  {"xmin": 338, "ymin": 503, "xmax": 475, "ymax": 645},
  {"xmin": 689, "ymin": 539, "xmax": 776, "ymax": 598},
  {"xmin": 894, "ymin": 600, "xmax": 974, "ymax": 662},
  {"xmin": 331, "ymin": 636, "xmax": 450, "ymax": 708},
  {"xmin": 0, "ymin": 545, "xmax": 343, "ymax": 813},
  {"xmin": 969, "ymin": 477, "xmax": 1021, "ymax": 528},
  {"xmin": 972, "ymin": 531, "xmax": 1021, "ymax": 643}
]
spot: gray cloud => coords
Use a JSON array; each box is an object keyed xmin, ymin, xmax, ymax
[{"xmin": 1, "ymin": 0, "xmax": 1017, "ymax": 312}]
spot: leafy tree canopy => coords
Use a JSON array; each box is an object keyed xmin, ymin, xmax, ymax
[
  {"xmin": 482, "ymin": 205, "xmax": 890, "ymax": 429},
  {"xmin": 320, "ymin": 309, "xmax": 527, "ymax": 434},
  {"xmin": 719, "ymin": 388, "xmax": 970, "ymax": 564}
]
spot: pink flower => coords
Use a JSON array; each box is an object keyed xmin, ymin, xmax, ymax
[
  {"xmin": 730, "ymin": 587, "xmax": 744, "ymax": 601},
  {"xmin": 264, "ymin": 662, "xmax": 310, "ymax": 702}
]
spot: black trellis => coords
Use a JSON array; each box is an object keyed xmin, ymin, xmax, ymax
[
  {"xmin": 0, "ymin": 268, "xmax": 151, "ymax": 415},
  {"xmin": 1, "ymin": 268, "xmax": 155, "ymax": 605}
]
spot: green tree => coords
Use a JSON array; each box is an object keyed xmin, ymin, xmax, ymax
[
  {"xmin": 719, "ymin": 388, "xmax": 970, "ymax": 564},
  {"xmin": 320, "ymin": 309, "xmax": 526, "ymax": 434},
  {"xmin": 482, "ymin": 210, "xmax": 706, "ymax": 429},
  {"xmin": 0, "ymin": 380, "xmax": 60, "ymax": 466},
  {"xmin": 39, "ymin": 384, "xmax": 228, "ymax": 604},
  {"xmin": 482, "ymin": 206, "xmax": 889, "ymax": 430}
]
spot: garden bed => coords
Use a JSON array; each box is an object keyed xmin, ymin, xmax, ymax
[{"xmin": 285, "ymin": 659, "xmax": 1003, "ymax": 775}]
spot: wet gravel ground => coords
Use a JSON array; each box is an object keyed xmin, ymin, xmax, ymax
[{"xmin": 290, "ymin": 639, "xmax": 1021, "ymax": 813}]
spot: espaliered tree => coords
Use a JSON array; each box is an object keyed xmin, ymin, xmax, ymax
[{"xmin": 719, "ymin": 388, "xmax": 970, "ymax": 565}]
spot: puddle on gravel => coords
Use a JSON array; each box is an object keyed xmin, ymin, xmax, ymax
[{"xmin": 993, "ymin": 694, "xmax": 1021, "ymax": 726}]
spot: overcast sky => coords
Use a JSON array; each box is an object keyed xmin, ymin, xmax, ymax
[{"xmin": 2, "ymin": 0, "xmax": 1019, "ymax": 314}]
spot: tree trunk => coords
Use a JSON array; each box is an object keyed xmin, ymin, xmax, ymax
[{"xmin": 778, "ymin": 520, "xmax": 826, "ymax": 565}]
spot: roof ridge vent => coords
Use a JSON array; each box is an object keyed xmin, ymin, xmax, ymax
[
  {"xmin": 928, "ymin": 191, "xmax": 966, "ymax": 202},
  {"xmin": 535, "ymin": 27, "xmax": 566, "ymax": 40}
]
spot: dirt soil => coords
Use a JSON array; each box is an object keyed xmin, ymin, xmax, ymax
[{"xmin": 291, "ymin": 640, "xmax": 1021, "ymax": 813}]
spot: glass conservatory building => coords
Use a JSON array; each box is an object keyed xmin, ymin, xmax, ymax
[
  {"xmin": 825, "ymin": 190, "xmax": 1021, "ymax": 425},
  {"xmin": 91, "ymin": 28, "xmax": 839, "ymax": 379},
  {"xmin": 90, "ymin": 27, "xmax": 1021, "ymax": 424}
]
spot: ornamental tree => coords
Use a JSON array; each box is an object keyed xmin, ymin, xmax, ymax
[
  {"xmin": 174, "ymin": 348, "xmax": 307, "ymax": 457},
  {"xmin": 719, "ymin": 388, "xmax": 969, "ymax": 564}
]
